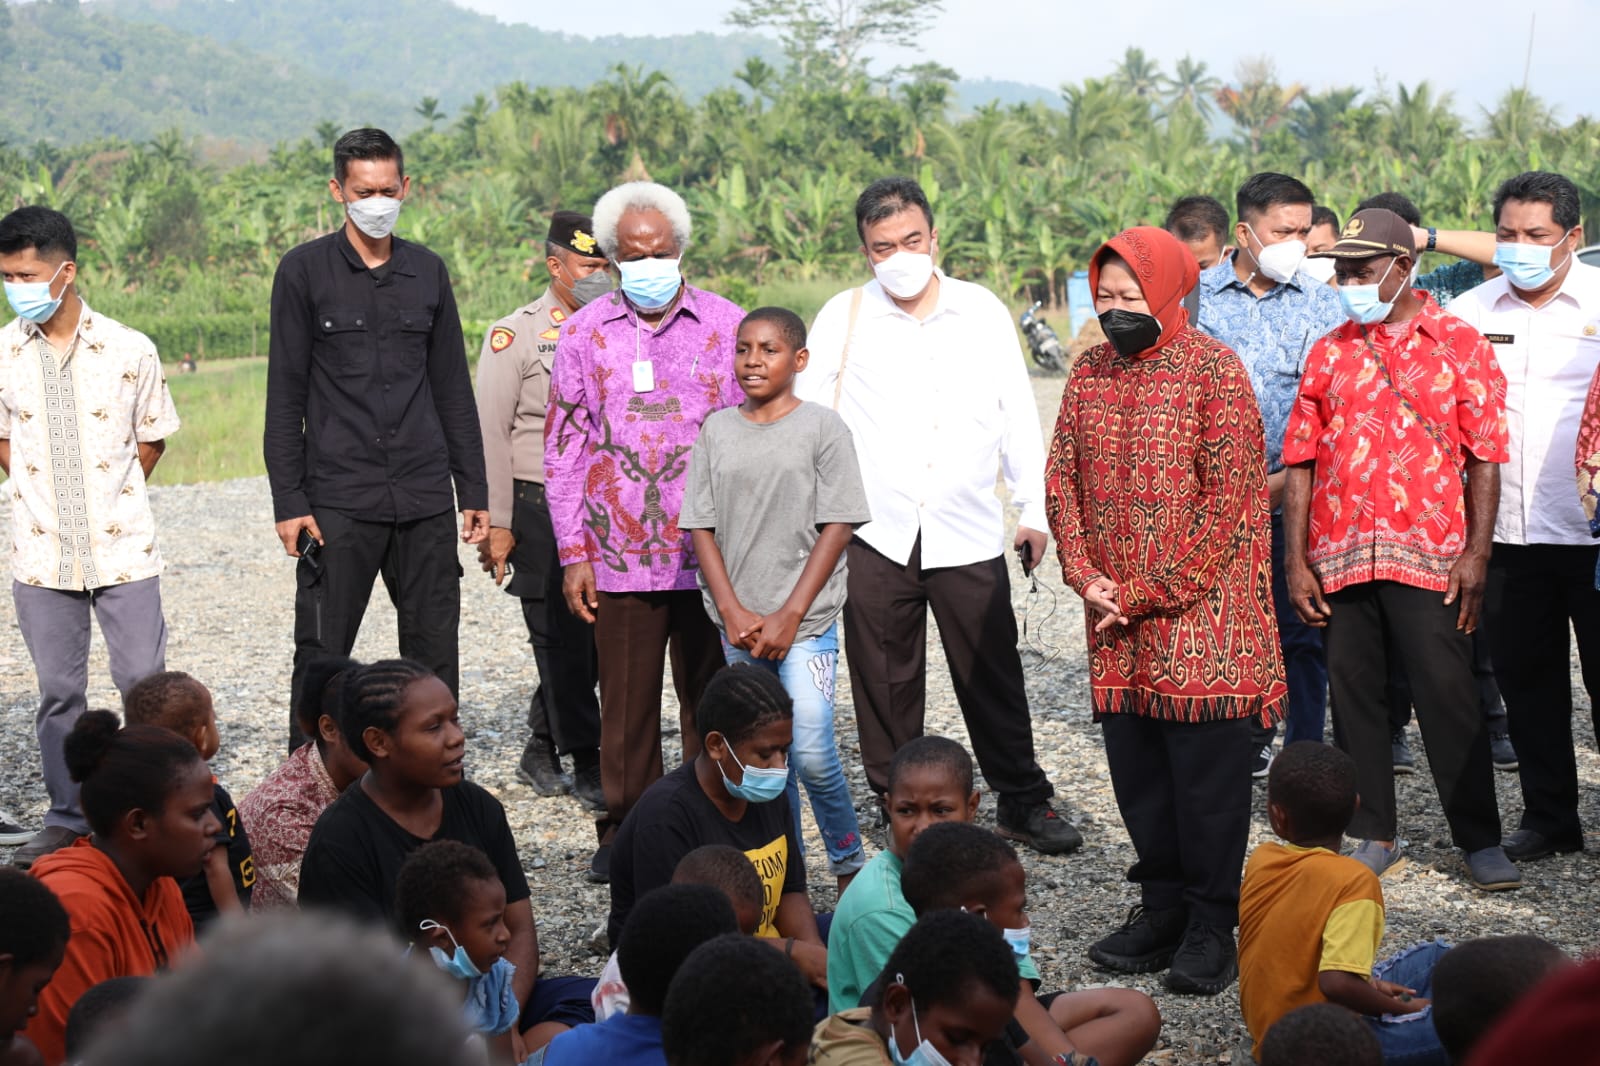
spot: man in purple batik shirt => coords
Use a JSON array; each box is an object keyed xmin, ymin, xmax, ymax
[{"xmin": 544, "ymin": 181, "xmax": 744, "ymax": 883}]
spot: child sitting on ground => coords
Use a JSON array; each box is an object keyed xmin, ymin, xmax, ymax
[
  {"xmin": 1430, "ymin": 935, "xmax": 1570, "ymax": 1064},
  {"xmin": 1259, "ymin": 1003, "xmax": 1381, "ymax": 1066},
  {"xmin": 661, "ymin": 935, "xmax": 815, "ymax": 1066},
  {"xmin": 0, "ymin": 869, "xmax": 69, "ymax": 1066},
  {"xmin": 811, "ymin": 909, "xmax": 1019, "ymax": 1065},
  {"xmin": 828, "ymin": 735, "xmax": 979, "ymax": 1013},
  {"xmin": 537, "ymin": 884, "xmax": 739, "ymax": 1065},
  {"xmin": 395, "ymin": 840, "xmax": 522, "ymax": 1063},
  {"xmin": 681, "ymin": 306, "xmax": 873, "ymax": 893},
  {"xmin": 900, "ymin": 822, "xmax": 1161, "ymax": 1066},
  {"xmin": 1239, "ymin": 742, "xmax": 1446, "ymax": 1064},
  {"xmin": 122, "ymin": 671, "xmax": 253, "ymax": 928},
  {"xmin": 594, "ymin": 843, "xmax": 765, "ymax": 1021}
]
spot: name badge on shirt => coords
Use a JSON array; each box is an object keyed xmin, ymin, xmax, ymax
[
  {"xmin": 632, "ymin": 359, "xmax": 656, "ymax": 393},
  {"xmin": 1484, "ymin": 333, "xmax": 1515, "ymax": 345}
]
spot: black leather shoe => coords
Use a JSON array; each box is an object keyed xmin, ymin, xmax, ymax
[
  {"xmin": 10, "ymin": 825, "xmax": 84, "ymax": 870},
  {"xmin": 1088, "ymin": 905, "xmax": 1188, "ymax": 974},
  {"xmin": 586, "ymin": 843, "xmax": 611, "ymax": 884},
  {"xmin": 996, "ymin": 799, "xmax": 1083, "ymax": 855},
  {"xmin": 1163, "ymin": 921, "xmax": 1238, "ymax": 995},
  {"xmin": 515, "ymin": 736, "xmax": 573, "ymax": 797},
  {"xmin": 1502, "ymin": 828, "xmax": 1583, "ymax": 862},
  {"xmin": 571, "ymin": 751, "xmax": 606, "ymax": 812}
]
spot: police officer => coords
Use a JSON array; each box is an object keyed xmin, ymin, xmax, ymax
[{"xmin": 476, "ymin": 211, "xmax": 611, "ymax": 806}]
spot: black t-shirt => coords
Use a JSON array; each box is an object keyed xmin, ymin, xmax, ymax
[
  {"xmin": 179, "ymin": 781, "xmax": 254, "ymax": 930},
  {"xmin": 607, "ymin": 761, "xmax": 805, "ymax": 947},
  {"xmin": 298, "ymin": 778, "xmax": 529, "ymax": 930}
]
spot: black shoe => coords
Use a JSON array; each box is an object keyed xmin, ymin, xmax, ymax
[
  {"xmin": 1087, "ymin": 904, "xmax": 1188, "ymax": 974},
  {"xmin": 571, "ymin": 751, "xmax": 606, "ymax": 812},
  {"xmin": 1391, "ymin": 729, "xmax": 1416, "ymax": 775},
  {"xmin": 1163, "ymin": 921, "xmax": 1238, "ymax": 996},
  {"xmin": 515, "ymin": 736, "xmax": 573, "ymax": 797},
  {"xmin": 996, "ymin": 799, "xmax": 1083, "ymax": 856},
  {"xmin": 586, "ymin": 843, "xmax": 611, "ymax": 884},
  {"xmin": 1251, "ymin": 744, "xmax": 1274, "ymax": 780},
  {"xmin": 0, "ymin": 810, "xmax": 35, "ymax": 847},
  {"xmin": 1489, "ymin": 731, "xmax": 1519, "ymax": 772},
  {"xmin": 10, "ymin": 825, "xmax": 85, "ymax": 870},
  {"xmin": 1502, "ymin": 828, "xmax": 1583, "ymax": 862}
]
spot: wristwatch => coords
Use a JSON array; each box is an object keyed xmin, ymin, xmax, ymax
[{"xmin": 1426, "ymin": 227, "xmax": 1438, "ymax": 252}]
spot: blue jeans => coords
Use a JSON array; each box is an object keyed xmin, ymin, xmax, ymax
[
  {"xmin": 1366, "ymin": 940, "xmax": 1450, "ymax": 1065},
  {"xmin": 1267, "ymin": 512, "xmax": 1329, "ymax": 745},
  {"xmin": 723, "ymin": 623, "xmax": 865, "ymax": 876}
]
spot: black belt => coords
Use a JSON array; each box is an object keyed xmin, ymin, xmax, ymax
[{"xmin": 514, "ymin": 479, "xmax": 547, "ymax": 504}]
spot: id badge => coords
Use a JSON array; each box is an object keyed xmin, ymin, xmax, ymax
[{"xmin": 632, "ymin": 359, "xmax": 656, "ymax": 393}]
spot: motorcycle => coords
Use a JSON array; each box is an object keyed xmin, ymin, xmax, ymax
[{"xmin": 1019, "ymin": 301, "xmax": 1066, "ymax": 374}]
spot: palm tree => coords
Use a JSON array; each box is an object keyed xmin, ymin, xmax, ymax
[
  {"xmin": 1483, "ymin": 87, "xmax": 1556, "ymax": 151},
  {"xmin": 1111, "ymin": 47, "xmax": 1163, "ymax": 102},
  {"xmin": 414, "ymin": 96, "xmax": 446, "ymax": 128},
  {"xmin": 1380, "ymin": 81, "xmax": 1462, "ymax": 162},
  {"xmin": 1163, "ymin": 55, "xmax": 1221, "ymax": 120},
  {"xmin": 1290, "ymin": 87, "xmax": 1363, "ymax": 163},
  {"xmin": 1215, "ymin": 59, "xmax": 1304, "ymax": 156}
]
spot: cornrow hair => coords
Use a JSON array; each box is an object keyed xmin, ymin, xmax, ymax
[
  {"xmin": 122, "ymin": 671, "xmax": 210, "ymax": 736},
  {"xmin": 294, "ymin": 655, "xmax": 360, "ymax": 741},
  {"xmin": 339, "ymin": 659, "xmax": 437, "ymax": 762},
  {"xmin": 694, "ymin": 665, "xmax": 794, "ymax": 747},
  {"xmin": 0, "ymin": 867, "xmax": 71, "ymax": 966},
  {"xmin": 394, "ymin": 841, "xmax": 500, "ymax": 937}
]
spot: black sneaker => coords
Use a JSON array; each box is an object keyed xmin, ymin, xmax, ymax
[
  {"xmin": 996, "ymin": 799, "xmax": 1083, "ymax": 856},
  {"xmin": 571, "ymin": 751, "xmax": 606, "ymax": 812},
  {"xmin": 586, "ymin": 843, "xmax": 611, "ymax": 884},
  {"xmin": 1391, "ymin": 729, "xmax": 1416, "ymax": 775},
  {"xmin": 1163, "ymin": 921, "xmax": 1238, "ymax": 995},
  {"xmin": 515, "ymin": 736, "xmax": 573, "ymax": 797},
  {"xmin": 1087, "ymin": 904, "xmax": 1188, "ymax": 974},
  {"xmin": 0, "ymin": 810, "xmax": 35, "ymax": 847},
  {"xmin": 1489, "ymin": 731, "xmax": 1519, "ymax": 772},
  {"xmin": 1251, "ymin": 744, "xmax": 1274, "ymax": 780}
]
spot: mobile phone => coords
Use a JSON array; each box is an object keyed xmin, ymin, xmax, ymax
[
  {"xmin": 1017, "ymin": 539, "xmax": 1035, "ymax": 576},
  {"xmin": 297, "ymin": 527, "xmax": 322, "ymax": 572}
]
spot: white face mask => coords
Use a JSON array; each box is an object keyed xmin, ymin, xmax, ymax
[
  {"xmin": 1302, "ymin": 256, "xmax": 1337, "ymax": 284},
  {"xmin": 346, "ymin": 195, "xmax": 403, "ymax": 240},
  {"xmin": 873, "ymin": 250, "xmax": 936, "ymax": 299},
  {"xmin": 1245, "ymin": 224, "xmax": 1307, "ymax": 284}
]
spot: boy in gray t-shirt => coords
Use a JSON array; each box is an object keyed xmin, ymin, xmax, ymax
[{"xmin": 680, "ymin": 307, "xmax": 872, "ymax": 889}]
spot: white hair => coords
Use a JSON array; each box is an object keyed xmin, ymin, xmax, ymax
[{"xmin": 592, "ymin": 181, "xmax": 692, "ymax": 258}]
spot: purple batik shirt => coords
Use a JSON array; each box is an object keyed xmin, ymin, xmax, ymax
[{"xmin": 545, "ymin": 285, "xmax": 744, "ymax": 593}]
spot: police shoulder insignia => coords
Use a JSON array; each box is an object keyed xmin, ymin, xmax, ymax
[
  {"xmin": 489, "ymin": 327, "xmax": 516, "ymax": 352},
  {"xmin": 571, "ymin": 229, "xmax": 598, "ymax": 254},
  {"xmin": 540, "ymin": 327, "xmax": 560, "ymax": 340}
]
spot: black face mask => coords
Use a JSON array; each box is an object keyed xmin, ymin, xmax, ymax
[{"xmin": 1098, "ymin": 308, "xmax": 1163, "ymax": 356}]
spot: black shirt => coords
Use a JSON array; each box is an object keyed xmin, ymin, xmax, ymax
[
  {"xmin": 297, "ymin": 778, "xmax": 529, "ymax": 930},
  {"xmin": 607, "ymin": 761, "xmax": 805, "ymax": 947},
  {"xmin": 264, "ymin": 228, "xmax": 487, "ymax": 523},
  {"xmin": 179, "ymin": 781, "xmax": 254, "ymax": 931}
]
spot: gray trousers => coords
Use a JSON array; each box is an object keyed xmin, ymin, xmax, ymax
[{"xmin": 13, "ymin": 577, "xmax": 168, "ymax": 832}]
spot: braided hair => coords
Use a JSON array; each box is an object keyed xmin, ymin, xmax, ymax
[
  {"xmin": 339, "ymin": 659, "xmax": 438, "ymax": 762},
  {"xmin": 62, "ymin": 709, "xmax": 205, "ymax": 836},
  {"xmin": 294, "ymin": 655, "xmax": 359, "ymax": 748},
  {"xmin": 694, "ymin": 665, "xmax": 793, "ymax": 747}
]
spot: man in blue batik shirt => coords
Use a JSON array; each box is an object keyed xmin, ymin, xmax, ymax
[{"xmin": 1197, "ymin": 172, "xmax": 1345, "ymax": 776}]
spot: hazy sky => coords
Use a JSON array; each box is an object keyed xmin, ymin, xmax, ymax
[{"xmin": 458, "ymin": 0, "xmax": 1590, "ymax": 122}]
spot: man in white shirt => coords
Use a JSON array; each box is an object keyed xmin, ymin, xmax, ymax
[
  {"xmin": 796, "ymin": 176, "xmax": 1079, "ymax": 855},
  {"xmin": 1449, "ymin": 170, "xmax": 1600, "ymax": 863}
]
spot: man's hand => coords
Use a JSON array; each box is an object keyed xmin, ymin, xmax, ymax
[
  {"xmin": 748, "ymin": 608, "xmax": 802, "ymax": 661},
  {"xmin": 1286, "ymin": 561, "xmax": 1332, "ymax": 627},
  {"xmin": 562, "ymin": 562, "xmax": 599, "ymax": 623},
  {"xmin": 275, "ymin": 515, "xmax": 323, "ymax": 557},
  {"xmin": 460, "ymin": 509, "xmax": 490, "ymax": 545},
  {"xmin": 723, "ymin": 602, "xmax": 764, "ymax": 652},
  {"xmin": 1082, "ymin": 576, "xmax": 1128, "ymax": 633},
  {"xmin": 479, "ymin": 527, "xmax": 516, "ymax": 586},
  {"xmin": 1013, "ymin": 526, "xmax": 1049, "ymax": 573},
  {"xmin": 1445, "ymin": 549, "xmax": 1488, "ymax": 633}
]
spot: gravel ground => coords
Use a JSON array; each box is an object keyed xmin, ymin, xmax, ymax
[{"xmin": 2, "ymin": 375, "xmax": 1597, "ymax": 1064}]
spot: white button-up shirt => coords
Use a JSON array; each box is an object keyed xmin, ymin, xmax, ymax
[
  {"xmin": 1449, "ymin": 261, "xmax": 1600, "ymax": 545},
  {"xmin": 796, "ymin": 273, "xmax": 1045, "ymax": 569},
  {"xmin": 0, "ymin": 303, "xmax": 180, "ymax": 589}
]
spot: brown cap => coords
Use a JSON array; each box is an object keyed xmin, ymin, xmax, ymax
[
  {"xmin": 546, "ymin": 210, "xmax": 605, "ymax": 259},
  {"xmin": 1310, "ymin": 208, "xmax": 1416, "ymax": 260}
]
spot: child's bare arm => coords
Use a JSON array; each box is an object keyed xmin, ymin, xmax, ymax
[
  {"xmin": 486, "ymin": 1028, "xmax": 515, "ymax": 1065},
  {"xmin": 1319, "ymin": 969, "xmax": 1428, "ymax": 1016},
  {"xmin": 203, "ymin": 844, "xmax": 243, "ymax": 915},
  {"xmin": 1012, "ymin": 979, "xmax": 1085, "ymax": 1065},
  {"xmin": 748, "ymin": 522, "xmax": 853, "ymax": 660},
  {"xmin": 691, "ymin": 528, "xmax": 761, "ymax": 649}
]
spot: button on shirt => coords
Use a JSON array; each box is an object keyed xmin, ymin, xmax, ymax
[
  {"xmin": 1449, "ymin": 261, "xmax": 1600, "ymax": 545},
  {"xmin": 1196, "ymin": 255, "xmax": 1346, "ymax": 473},
  {"xmin": 264, "ymin": 229, "xmax": 487, "ymax": 523},
  {"xmin": 475, "ymin": 288, "xmax": 567, "ymax": 527},
  {"xmin": 544, "ymin": 286, "xmax": 744, "ymax": 593},
  {"xmin": 795, "ymin": 273, "xmax": 1046, "ymax": 569},
  {"xmin": 0, "ymin": 304, "xmax": 179, "ymax": 590}
]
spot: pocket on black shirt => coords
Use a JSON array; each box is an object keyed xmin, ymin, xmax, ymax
[
  {"xmin": 316, "ymin": 308, "xmax": 370, "ymax": 378},
  {"xmin": 397, "ymin": 309, "xmax": 435, "ymax": 368}
]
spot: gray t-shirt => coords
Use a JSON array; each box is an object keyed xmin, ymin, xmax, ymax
[{"xmin": 680, "ymin": 401, "xmax": 871, "ymax": 642}]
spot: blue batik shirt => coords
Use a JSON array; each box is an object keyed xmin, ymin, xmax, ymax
[
  {"xmin": 1196, "ymin": 255, "xmax": 1346, "ymax": 473},
  {"xmin": 1416, "ymin": 260, "xmax": 1486, "ymax": 304}
]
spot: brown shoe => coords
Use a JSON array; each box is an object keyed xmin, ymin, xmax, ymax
[{"xmin": 11, "ymin": 825, "xmax": 85, "ymax": 870}]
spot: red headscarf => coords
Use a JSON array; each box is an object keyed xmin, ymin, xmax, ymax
[{"xmin": 1087, "ymin": 225, "xmax": 1200, "ymax": 354}]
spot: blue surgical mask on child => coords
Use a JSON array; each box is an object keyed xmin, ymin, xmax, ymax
[
  {"xmin": 1002, "ymin": 924, "xmax": 1032, "ymax": 959},
  {"xmin": 4, "ymin": 260, "xmax": 68, "ymax": 324},
  {"xmin": 617, "ymin": 256, "xmax": 682, "ymax": 310},
  {"xmin": 717, "ymin": 745, "xmax": 788, "ymax": 804},
  {"xmin": 1338, "ymin": 258, "xmax": 1398, "ymax": 326},
  {"xmin": 888, "ymin": 974, "xmax": 954, "ymax": 1066},
  {"xmin": 419, "ymin": 919, "xmax": 483, "ymax": 980},
  {"xmin": 1493, "ymin": 231, "xmax": 1573, "ymax": 291}
]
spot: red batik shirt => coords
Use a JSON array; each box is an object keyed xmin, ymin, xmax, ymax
[{"xmin": 1283, "ymin": 293, "xmax": 1508, "ymax": 595}]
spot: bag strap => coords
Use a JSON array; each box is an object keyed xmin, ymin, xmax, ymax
[
  {"xmin": 1358, "ymin": 326, "xmax": 1463, "ymax": 479},
  {"xmin": 831, "ymin": 286, "xmax": 865, "ymax": 412}
]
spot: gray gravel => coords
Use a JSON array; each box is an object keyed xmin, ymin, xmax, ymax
[{"xmin": 2, "ymin": 376, "xmax": 1596, "ymax": 1064}]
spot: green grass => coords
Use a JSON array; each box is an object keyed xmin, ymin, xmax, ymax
[{"xmin": 149, "ymin": 359, "xmax": 269, "ymax": 486}]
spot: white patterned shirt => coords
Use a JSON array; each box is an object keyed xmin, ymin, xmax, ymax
[{"xmin": 0, "ymin": 303, "xmax": 179, "ymax": 589}]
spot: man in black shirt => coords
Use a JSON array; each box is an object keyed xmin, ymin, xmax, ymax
[{"xmin": 265, "ymin": 128, "xmax": 488, "ymax": 748}]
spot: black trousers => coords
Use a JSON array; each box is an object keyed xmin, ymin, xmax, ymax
[
  {"xmin": 1484, "ymin": 542, "xmax": 1600, "ymax": 843},
  {"xmin": 290, "ymin": 508, "xmax": 461, "ymax": 750},
  {"xmin": 843, "ymin": 535, "xmax": 1052, "ymax": 806},
  {"xmin": 1101, "ymin": 714, "xmax": 1254, "ymax": 927},
  {"xmin": 1325, "ymin": 581, "xmax": 1501, "ymax": 851},
  {"xmin": 1385, "ymin": 627, "xmax": 1504, "ymax": 731},
  {"xmin": 509, "ymin": 481, "xmax": 600, "ymax": 755}
]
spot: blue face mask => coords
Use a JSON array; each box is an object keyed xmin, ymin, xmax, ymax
[
  {"xmin": 4, "ymin": 260, "xmax": 68, "ymax": 324},
  {"xmin": 1493, "ymin": 231, "xmax": 1573, "ymax": 291},
  {"xmin": 1002, "ymin": 924, "xmax": 1032, "ymax": 960},
  {"xmin": 419, "ymin": 919, "xmax": 483, "ymax": 980},
  {"xmin": 1338, "ymin": 258, "xmax": 1398, "ymax": 326},
  {"xmin": 888, "ymin": 974, "xmax": 954, "ymax": 1066},
  {"xmin": 617, "ymin": 256, "xmax": 682, "ymax": 311},
  {"xmin": 717, "ymin": 745, "xmax": 788, "ymax": 804}
]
